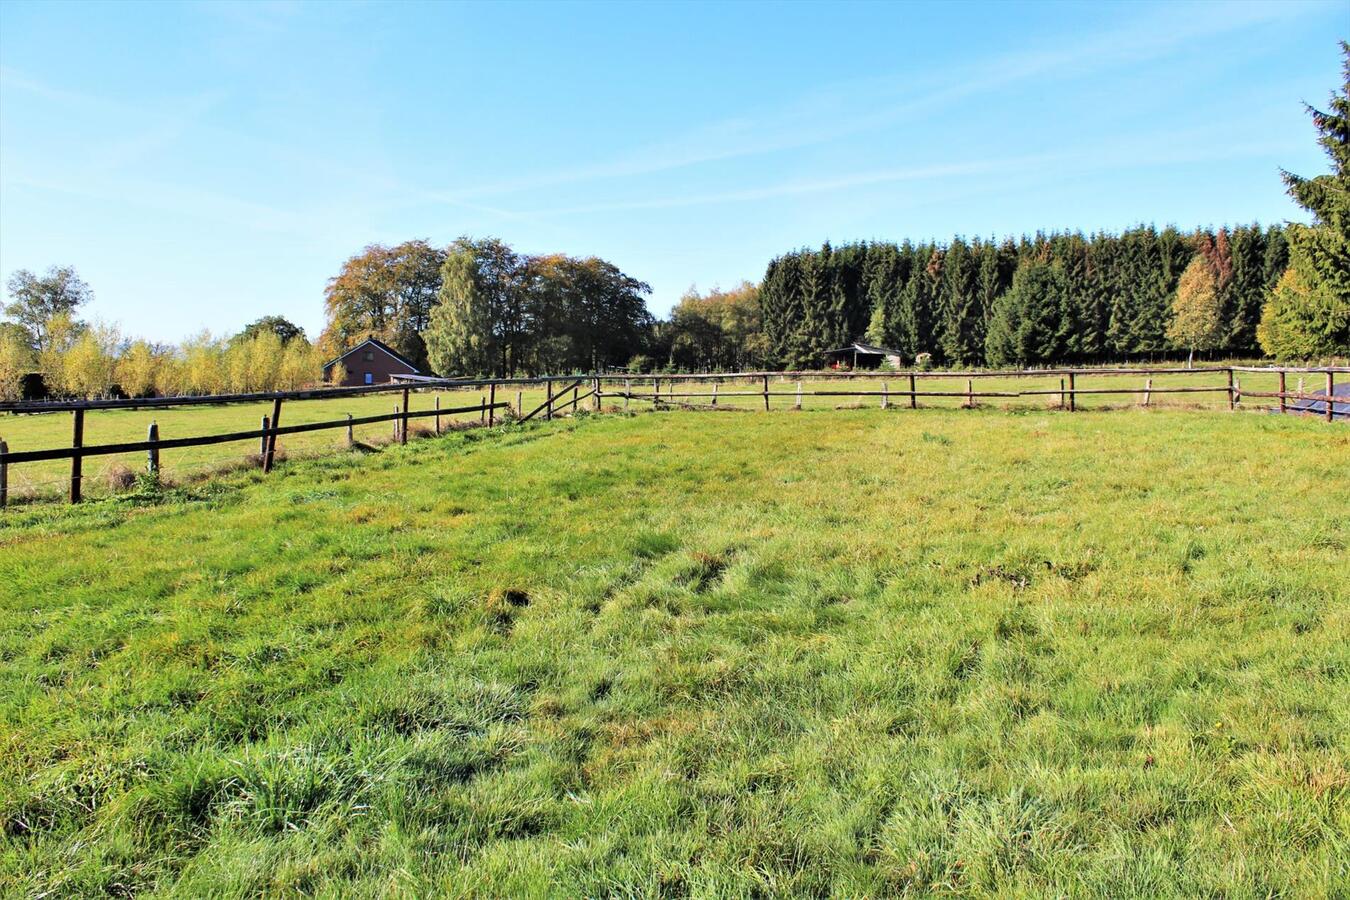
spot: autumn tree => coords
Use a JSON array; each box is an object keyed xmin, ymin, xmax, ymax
[
  {"xmin": 57, "ymin": 322, "xmax": 121, "ymax": 399},
  {"xmin": 117, "ymin": 340, "xmax": 164, "ymax": 397},
  {"xmin": 663, "ymin": 282, "xmax": 763, "ymax": 371},
  {"xmin": 0, "ymin": 327, "xmax": 34, "ymax": 401},
  {"xmin": 322, "ymin": 240, "xmax": 446, "ymax": 369},
  {"xmin": 1167, "ymin": 256, "xmax": 1224, "ymax": 367},
  {"xmin": 180, "ymin": 332, "xmax": 228, "ymax": 395}
]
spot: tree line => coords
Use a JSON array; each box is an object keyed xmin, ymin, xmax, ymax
[
  {"xmin": 754, "ymin": 49, "xmax": 1348, "ymax": 370},
  {"xmin": 0, "ymin": 269, "xmax": 328, "ymax": 401},
  {"xmin": 321, "ymin": 238, "xmax": 653, "ymax": 378},
  {"xmin": 759, "ymin": 225, "xmax": 1292, "ymax": 369}
]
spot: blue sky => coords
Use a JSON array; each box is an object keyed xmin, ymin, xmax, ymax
[{"xmin": 0, "ymin": 0, "xmax": 1345, "ymax": 343}]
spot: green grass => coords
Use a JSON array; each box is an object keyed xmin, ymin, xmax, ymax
[
  {"xmin": 0, "ymin": 366, "xmax": 1294, "ymax": 501},
  {"xmin": 2, "ymin": 407, "xmax": 1347, "ymax": 896}
]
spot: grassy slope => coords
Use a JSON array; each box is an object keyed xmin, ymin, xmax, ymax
[
  {"xmin": 1, "ymin": 408, "xmax": 1346, "ymax": 896},
  {"xmin": 0, "ymin": 367, "xmax": 1288, "ymax": 500}
]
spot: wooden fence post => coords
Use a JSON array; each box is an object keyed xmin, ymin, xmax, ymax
[
  {"xmin": 593, "ymin": 377, "xmax": 601, "ymax": 411},
  {"xmin": 401, "ymin": 388, "xmax": 410, "ymax": 444},
  {"xmin": 1068, "ymin": 373, "xmax": 1076, "ymax": 412},
  {"xmin": 795, "ymin": 381, "xmax": 802, "ymax": 410},
  {"xmin": 1059, "ymin": 378, "xmax": 1066, "ymax": 410},
  {"xmin": 260, "ymin": 416, "xmax": 270, "ymax": 458},
  {"xmin": 1143, "ymin": 378, "xmax": 1152, "ymax": 407},
  {"xmin": 1227, "ymin": 368, "xmax": 1235, "ymax": 411},
  {"xmin": 516, "ymin": 390, "xmax": 523, "ymax": 417},
  {"xmin": 966, "ymin": 378, "xmax": 974, "ymax": 409},
  {"xmin": 909, "ymin": 372, "xmax": 917, "ymax": 409},
  {"xmin": 434, "ymin": 396, "xmax": 441, "ymax": 434},
  {"xmin": 346, "ymin": 413, "xmax": 354, "ymax": 447},
  {"xmin": 570, "ymin": 384, "xmax": 578, "ymax": 414},
  {"xmin": 711, "ymin": 382, "xmax": 718, "ymax": 407},
  {"xmin": 70, "ymin": 408, "xmax": 84, "ymax": 503},
  {"xmin": 489, "ymin": 382, "xmax": 497, "ymax": 426},
  {"xmin": 882, "ymin": 382, "xmax": 888, "ymax": 409},
  {"xmin": 263, "ymin": 398, "xmax": 283, "ymax": 473},
  {"xmin": 1234, "ymin": 377, "xmax": 1241, "ymax": 407},
  {"xmin": 546, "ymin": 380, "xmax": 554, "ymax": 420},
  {"xmin": 1327, "ymin": 372, "xmax": 1335, "ymax": 423},
  {"xmin": 0, "ymin": 438, "xmax": 8, "ymax": 509},
  {"xmin": 763, "ymin": 375, "xmax": 770, "ymax": 412},
  {"xmin": 480, "ymin": 396, "xmax": 486, "ymax": 424},
  {"xmin": 623, "ymin": 380, "xmax": 630, "ymax": 410},
  {"xmin": 1278, "ymin": 371, "xmax": 1287, "ymax": 414},
  {"xmin": 147, "ymin": 421, "xmax": 160, "ymax": 476}
]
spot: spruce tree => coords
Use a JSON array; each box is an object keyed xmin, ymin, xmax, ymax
[
  {"xmin": 938, "ymin": 238, "xmax": 981, "ymax": 364},
  {"xmin": 985, "ymin": 262, "xmax": 1066, "ymax": 366},
  {"xmin": 1260, "ymin": 42, "xmax": 1350, "ymax": 356},
  {"xmin": 1280, "ymin": 42, "xmax": 1350, "ymax": 302}
]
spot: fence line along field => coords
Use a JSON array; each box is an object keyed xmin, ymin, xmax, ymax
[
  {"xmin": 0, "ymin": 364, "xmax": 1343, "ymax": 505},
  {"xmin": 1, "ymin": 407, "xmax": 1346, "ymax": 896}
]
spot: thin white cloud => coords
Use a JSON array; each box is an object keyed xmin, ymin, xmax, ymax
[
  {"xmin": 512, "ymin": 116, "xmax": 1303, "ymax": 218},
  {"xmin": 430, "ymin": 0, "xmax": 1326, "ymax": 202},
  {"xmin": 516, "ymin": 158, "xmax": 1046, "ymax": 216}
]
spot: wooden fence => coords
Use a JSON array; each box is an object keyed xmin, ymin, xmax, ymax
[
  {"xmin": 0, "ymin": 366, "xmax": 1343, "ymax": 508},
  {"xmin": 598, "ymin": 365, "xmax": 1345, "ymax": 419}
]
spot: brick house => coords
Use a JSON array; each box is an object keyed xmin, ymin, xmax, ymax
[{"xmin": 323, "ymin": 338, "xmax": 421, "ymax": 386}]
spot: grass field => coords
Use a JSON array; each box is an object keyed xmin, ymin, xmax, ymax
[
  {"xmin": 2, "ymin": 407, "xmax": 1347, "ymax": 896},
  {"xmin": 0, "ymin": 366, "xmax": 1298, "ymax": 502}
]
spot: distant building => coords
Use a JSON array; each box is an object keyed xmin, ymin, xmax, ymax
[
  {"xmin": 322, "ymin": 338, "xmax": 421, "ymax": 386},
  {"xmin": 822, "ymin": 341, "xmax": 903, "ymax": 370}
]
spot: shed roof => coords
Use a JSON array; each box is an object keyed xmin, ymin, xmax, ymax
[{"xmin": 822, "ymin": 341, "xmax": 902, "ymax": 357}]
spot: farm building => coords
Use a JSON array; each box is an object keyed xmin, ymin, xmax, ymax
[
  {"xmin": 322, "ymin": 338, "xmax": 421, "ymax": 386},
  {"xmin": 822, "ymin": 341, "xmax": 903, "ymax": 370}
]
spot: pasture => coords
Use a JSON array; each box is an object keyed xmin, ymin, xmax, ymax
[
  {"xmin": 1, "ymin": 407, "xmax": 1347, "ymax": 896},
  {"xmin": 0, "ymin": 365, "xmax": 1298, "ymax": 502}
]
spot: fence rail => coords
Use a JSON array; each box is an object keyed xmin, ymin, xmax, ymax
[{"xmin": 0, "ymin": 365, "xmax": 1342, "ymax": 508}]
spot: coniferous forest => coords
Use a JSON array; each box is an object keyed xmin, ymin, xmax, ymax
[{"xmin": 758, "ymin": 225, "xmax": 1290, "ymax": 369}]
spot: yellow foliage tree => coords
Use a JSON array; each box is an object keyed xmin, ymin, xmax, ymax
[
  {"xmin": 0, "ymin": 329, "xmax": 34, "ymax": 401},
  {"xmin": 181, "ymin": 332, "xmax": 227, "ymax": 395},
  {"xmin": 278, "ymin": 338, "xmax": 322, "ymax": 390},
  {"xmin": 117, "ymin": 340, "xmax": 161, "ymax": 398},
  {"xmin": 1166, "ymin": 256, "xmax": 1223, "ymax": 368},
  {"xmin": 58, "ymin": 322, "xmax": 121, "ymax": 398}
]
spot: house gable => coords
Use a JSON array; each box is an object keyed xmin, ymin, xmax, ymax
[{"xmin": 322, "ymin": 339, "xmax": 420, "ymax": 386}]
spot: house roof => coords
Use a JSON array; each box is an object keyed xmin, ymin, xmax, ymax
[
  {"xmin": 323, "ymin": 337, "xmax": 420, "ymax": 373},
  {"xmin": 822, "ymin": 341, "xmax": 902, "ymax": 357}
]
